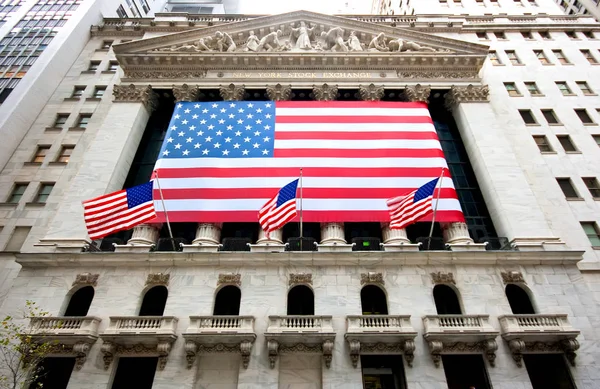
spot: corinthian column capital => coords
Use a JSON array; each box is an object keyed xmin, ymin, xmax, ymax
[
  {"xmin": 358, "ymin": 84, "xmax": 385, "ymax": 101},
  {"xmin": 312, "ymin": 83, "xmax": 338, "ymax": 101},
  {"xmin": 266, "ymin": 84, "xmax": 293, "ymax": 101},
  {"xmin": 112, "ymin": 84, "xmax": 158, "ymax": 112},
  {"xmin": 403, "ymin": 84, "xmax": 431, "ymax": 103},
  {"xmin": 219, "ymin": 83, "xmax": 245, "ymax": 101},
  {"xmin": 172, "ymin": 84, "xmax": 200, "ymax": 102},
  {"xmin": 445, "ymin": 84, "xmax": 489, "ymax": 110}
]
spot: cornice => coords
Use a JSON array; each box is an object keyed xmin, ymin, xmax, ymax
[{"xmin": 8, "ymin": 250, "xmax": 584, "ymax": 268}]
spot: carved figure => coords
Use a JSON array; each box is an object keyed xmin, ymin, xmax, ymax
[
  {"xmin": 256, "ymin": 30, "xmax": 282, "ymax": 52},
  {"xmin": 215, "ymin": 31, "xmax": 236, "ymax": 52},
  {"xmin": 291, "ymin": 21, "xmax": 315, "ymax": 50},
  {"xmin": 322, "ymin": 26, "xmax": 348, "ymax": 52},
  {"xmin": 388, "ymin": 38, "xmax": 436, "ymax": 52},
  {"xmin": 157, "ymin": 37, "xmax": 212, "ymax": 52},
  {"xmin": 347, "ymin": 31, "xmax": 363, "ymax": 51},
  {"xmin": 275, "ymin": 39, "xmax": 292, "ymax": 52},
  {"xmin": 195, "ymin": 37, "xmax": 212, "ymax": 52},
  {"xmin": 244, "ymin": 30, "xmax": 259, "ymax": 52},
  {"xmin": 368, "ymin": 33, "xmax": 389, "ymax": 52}
]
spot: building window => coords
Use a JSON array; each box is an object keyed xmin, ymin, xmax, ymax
[
  {"xmin": 519, "ymin": 109, "xmax": 537, "ymax": 124},
  {"xmin": 576, "ymin": 81, "xmax": 594, "ymax": 95},
  {"xmin": 581, "ymin": 222, "xmax": 600, "ymax": 246},
  {"xmin": 488, "ymin": 51, "xmax": 501, "ymax": 65},
  {"xmin": 534, "ymin": 50, "xmax": 551, "ymax": 65},
  {"xmin": 557, "ymin": 135, "xmax": 578, "ymax": 152},
  {"xmin": 63, "ymin": 286, "xmax": 94, "ymax": 316},
  {"xmin": 581, "ymin": 49, "xmax": 598, "ymax": 64},
  {"xmin": 71, "ymin": 86, "xmax": 85, "ymax": 98},
  {"xmin": 583, "ymin": 177, "xmax": 600, "ymax": 198},
  {"xmin": 213, "ymin": 285, "xmax": 241, "ymax": 315},
  {"xmin": 476, "ymin": 32, "xmax": 488, "ymax": 40},
  {"xmin": 87, "ymin": 61, "xmax": 100, "ymax": 71},
  {"xmin": 92, "ymin": 87, "xmax": 105, "ymax": 98},
  {"xmin": 533, "ymin": 135, "xmax": 553, "ymax": 152},
  {"xmin": 575, "ymin": 109, "xmax": 595, "ymax": 124},
  {"xmin": 33, "ymin": 183, "xmax": 54, "ymax": 204},
  {"xmin": 433, "ymin": 284, "xmax": 462, "ymax": 314},
  {"xmin": 56, "ymin": 146, "xmax": 74, "ymax": 163},
  {"xmin": 138, "ymin": 285, "xmax": 168, "ymax": 316},
  {"xmin": 7, "ymin": 183, "xmax": 27, "ymax": 203},
  {"xmin": 287, "ymin": 285, "xmax": 314, "ymax": 315},
  {"xmin": 107, "ymin": 61, "xmax": 119, "ymax": 71},
  {"xmin": 541, "ymin": 109, "xmax": 560, "ymax": 124},
  {"xmin": 593, "ymin": 135, "xmax": 600, "ymax": 146},
  {"xmin": 556, "ymin": 82, "xmax": 573, "ymax": 95},
  {"xmin": 583, "ymin": 31, "xmax": 595, "ymax": 39},
  {"xmin": 539, "ymin": 31, "xmax": 552, "ymax": 40},
  {"xmin": 75, "ymin": 114, "xmax": 91, "ymax": 128},
  {"xmin": 116, "ymin": 5, "xmax": 127, "ymax": 18},
  {"xmin": 101, "ymin": 40, "xmax": 113, "ymax": 50},
  {"xmin": 521, "ymin": 31, "xmax": 533, "ymax": 40},
  {"xmin": 565, "ymin": 31, "xmax": 577, "ymax": 39},
  {"xmin": 557, "ymin": 178, "xmax": 580, "ymax": 199},
  {"xmin": 523, "ymin": 355, "xmax": 577, "ymax": 389},
  {"xmin": 525, "ymin": 82, "xmax": 542, "ymax": 95},
  {"xmin": 504, "ymin": 82, "xmax": 520, "ymax": 96},
  {"xmin": 53, "ymin": 114, "xmax": 69, "ymax": 127},
  {"xmin": 506, "ymin": 50, "xmax": 521, "ymax": 65},
  {"xmin": 505, "ymin": 284, "xmax": 535, "ymax": 314},
  {"xmin": 495, "ymin": 31, "xmax": 507, "ymax": 40},
  {"xmin": 553, "ymin": 50, "xmax": 570, "ymax": 64},
  {"xmin": 441, "ymin": 355, "xmax": 493, "ymax": 389},
  {"xmin": 31, "ymin": 145, "xmax": 50, "ymax": 163}
]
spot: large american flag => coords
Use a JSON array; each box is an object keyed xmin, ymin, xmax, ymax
[{"xmin": 153, "ymin": 101, "xmax": 464, "ymax": 223}]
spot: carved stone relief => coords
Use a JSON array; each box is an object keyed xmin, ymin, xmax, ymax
[
  {"xmin": 219, "ymin": 83, "xmax": 245, "ymax": 101},
  {"xmin": 112, "ymin": 84, "xmax": 158, "ymax": 112},
  {"xmin": 348, "ymin": 340, "xmax": 416, "ymax": 368},
  {"xmin": 267, "ymin": 339, "xmax": 333, "ymax": 368},
  {"xmin": 218, "ymin": 273, "xmax": 242, "ymax": 287},
  {"xmin": 430, "ymin": 271, "xmax": 455, "ymax": 285},
  {"xmin": 445, "ymin": 84, "xmax": 490, "ymax": 109},
  {"xmin": 44, "ymin": 342, "xmax": 92, "ymax": 370},
  {"xmin": 289, "ymin": 273, "xmax": 313, "ymax": 286},
  {"xmin": 72, "ymin": 273, "xmax": 99, "ymax": 287},
  {"xmin": 313, "ymin": 83, "xmax": 338, "ymax": 101},
  {"xmin": 403, "ymin": 84, "xmax": 431, "ymax": 103},
  {"xmin": 427, "ymin": 339, "xmax": 497, "ymax": 367},
  {"xmin": 396, "ymin": 70, "xmax": 479, "ymax": 80},
  {"xmin": 358, "ymin": 84, "xmax": 384, "ymax": 101},
  {"xmin": 184, "ymin": 340, "xmax": 254, "ymax": 369},
  {"xmin": 360, "ymin": 272, "xmax": 385, "ymax": 286},
  {"xmin": 124, "ymin": 70, "xmax": 207, "ymax": 79},
  {"xmin": 507, "ymin": 338, "xmax": 579, "ymax": 367},
  {"xmin": 172, "ymin": 84, "xmax": 200, "ymax": 102},
  {"xmin": 146, "ymin": 273, "xmax": 170, "ymax": 286},
  {"xmin": 501, "ymin": 271, "xmax": 526, "ymax": 284},
  {"xmin": 266, "ymin": 83, "xmax": 293, "ymax": 101},
  {"xmin": 101, "ymin": 342, "xmax": 173, "ymax": 370}
]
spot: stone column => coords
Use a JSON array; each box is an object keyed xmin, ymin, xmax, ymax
[
  {"xmin": 38, "ymin": 84, "xmax": 158, "ymax": 252},
  {"xmin": 181, "ymin": 222, "xmax": 223, "ymax": 252},
  {"xmin": 445, "ymin": 85, "xmax": 563, "ymax": 250},
  {"xmin": 380, "ymin": 223, "xmax": 420, "ymax": 252},
  {"xmin": 114, "ymin": 223, "xmax": 162, "ymax": 253}
]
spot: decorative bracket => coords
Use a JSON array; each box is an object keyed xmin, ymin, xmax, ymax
[
  {"xmin": 507, "ymin": 338, "xmax": 579, "ymax": 368},
  {"xmin": 267, "ymin": 339, "xmax": 334, "ymax": 369},
  {"xmin": 184, "ymin": 340, "xmax": 255, "ymax": 369},
  {"xmin": 100, "ymin": 341, "xmax": 174, "ymax": 370},
  {"xmin": 427, "ymin": 339, "xmax": 497, "ymax": 367},
  {"xmin": 348, "ymin": 339, "xmax": 416, "ymax": 368}
]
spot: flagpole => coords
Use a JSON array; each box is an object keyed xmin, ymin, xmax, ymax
[
  {"xmin": 154, "ymin": 170, "xmax": 176, "ymax": 251},
  {"xmin": 427, "ymin": 167, "xmax": 446, "ymax": 250},
  {"xmin": 299, "ymin": 168, "xmax": 303, "ymax": 239}
]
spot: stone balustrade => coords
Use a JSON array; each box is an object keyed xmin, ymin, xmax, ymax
[
  {"xmin": 30, "ymin": 316, "xmax": 101, "ymax": 337},
  {"xmin": 103, "ymin": 316, "xmax": 178, "ymax": 336},
  {"xmin": 186, "ymin": 315, "xmax": 255, "ymax": 334},
  {"xmin": 267, "ymin": 315, "xmax": 334, "ymax": 332},
  {"xmin": 423, "ymin": 314, "xmax": 496, "ymax": 333},
  {"xmin": 498, "ymin": 314, "xmax": 576, "ymax": 334},
  {"xmin": 346, "ymin": 315, "xmax": 413, "ymax": 333}
]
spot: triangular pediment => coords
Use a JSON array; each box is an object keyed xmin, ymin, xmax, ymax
[{"xmin": 113, "ymin": 10, "xmax": 489, "ymax": 81}]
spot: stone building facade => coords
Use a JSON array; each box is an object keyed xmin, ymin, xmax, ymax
[{"xmin": 1, "ymin": 3, "xmax": 600, "ymax": 389}]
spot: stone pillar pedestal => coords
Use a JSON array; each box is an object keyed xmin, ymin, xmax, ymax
[
  {"xmin": 442, "ymin": 222, "xmax": 486, "ymax": 251},
  {"xmin": 318, "ymin": 222, "xmax": 353, "ymax": 252},
  {"xmin": 181, "ymin": 223, "xmax": 222, "ymax": 252},
  {"xmin": 250, "ymin": 228, "xmax": 286, "ymax": 252},
  {"xmin": 380, "ymin": 223, "xmax": 420, "ymax": 252},
  {"xmin": 114, "ymin": 224, "xmax": 161, "ymax": 253}
]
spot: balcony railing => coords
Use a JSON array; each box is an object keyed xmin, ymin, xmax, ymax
[
  {"xmin": 103, "ymin": 316, "xmax": 178, "ymax": 336},
  {"xmin": 267, "ymin": 315, "xmax": 334, "ymax": 333},
  {"xmin": 423, "ymin": 314, "xmax": 497, "ymax": 334},
  {"xmin": 498, "ymin": 314, "xmax": 578, "ymax": 335},
  {"xmin": 346, "ymin": 315, "xmax": 413, "ymax": 333},
  {"xmin": 30, "ymin": 316, "xmax": 101, "ymax": 338},
  {"xmin": 186, "ymin": 316, "xmax": 255, "ymax": 334}
]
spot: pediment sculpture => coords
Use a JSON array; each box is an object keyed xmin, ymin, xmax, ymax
[{"xmin": 153, "ymin": 23, "xmax": 444, "ymax": 54}]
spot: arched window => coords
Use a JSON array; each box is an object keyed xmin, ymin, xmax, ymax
[
  {"xmin": 63, "ymin": 286, "xmax": 94, "ymax": 316},
  {"xmin": 505, "ymin": 284, "xmax": 536, "ymax": 314},
  {"xmin": 213, "ymin": 286, "xmax": 241, "ymax": 315},
  {"xmin": 138, "ymin": 285, "xmax": 168, "ymax": 316},
  {"xmin": 360, "ymin": 285, "xmax": 388, "ymax": 315},
  {"xmin": 287, "ymin": 285, "xmax": 314, "ymax": 315},
  {"xmin": 433, "ymin": 284, "xmax": 462, "ymax": 315}
]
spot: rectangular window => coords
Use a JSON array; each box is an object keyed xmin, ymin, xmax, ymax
[
  {"xmin": 557, "ymin": 135, "xmax": 578, "ymax": 152},
  {"xmin": 504, "ymin": 82, "xmax": 520, "ymax": 96},
  {"xmin": 76, "ymin": 114, "xmax": 91, "ymax": 128},
  {"xmin": 7, "ymin": 183, "xmax": 27, "ymax": 203},
  {"xmin": 88, "ymin": 61, "xmax": 100, "ymax": 71},
  {"xmin": 108, "ymin": 61, "xmax": 119, "ymax": 71},
  {"xmin": 553, "ymin": 50, "xmax": 570, "ymax": 64},
  {"xmin": 557, "ymin": 178, "xmax": 580, "ymax": 198},
  {"xmin": 5, "ymin": 226, "xmax": 31, "ymax": 252},
  {"xmin": 556, "ymin": 82, "xmax": 573, "ymax": 95},
  {"xmin": 519, "ymin": 109, "xmax": 537, "ymax": 124},
  {"xmin": 506, "ymin": 50, "xmax": 521, "ymax": 65},
  {"xmin": 581, "ymin": 49, "xmax": 598, "ymax": 64},
  {"xmin": 92, "ymin": 87, "xmax": 105, "ymax": 98},
  {"xmin": 477, "ymin": 32, "xmax": 488, "ymax": 40},
  {"xmin": 534, "ymin": 50, "xmax": 551, "ymax": 65},
  {"xmin": 593, "ymin": 135, "xmax": 600, "ymax": 146},
  {"xmin": 566, "ymin": 31, "xmax": 577, "ymax": 39},
  {"xmin": 31, "ymin": 145, "xmax": 50, "ymax": 163},
  {"xmin": 575, "ymin": 109, "xmax": 595, "ymax": 124},
  {"xmin": 541, "ymin": 109, "xmax": 560, "ymax": 124},
  {"xmin": 583, "ymin": 177, "xmax": 600, "ymax": 198},
  {"xmin": 539, "ymin": 31, "xmax": 552, "ymax": 40},
  {"xmin": 53, "ymin": 114, "xmax": 69, "ymax": 127},
  {"xmin": 525, "ymin": 82, "xmax": 542, "ymax": 95},
  {"xmin": 33, "ymin": 183, "xmax": 54, "ymax": 204},
  {"xmin": 583, "ymin": 31, "xmax": 595, "ymax": 39},
  {"xmin": 56, "ymin": 146, "xmax": 74, "ymax": 163},
  {"xmin": 116, "ymin": 5, "xmax": 127, "ymax": 18},
  {"xmin": 581, "ymin": 222, "xmax": 600, "ymax": 246},
  {"xmin": 101, "ymin": 40, "xmax": 113, "ymax": 50},
  {"xmin": 521, "ymin": 31, "xmax": 533, "ymax": 40},
  {"xmin": 533, "ymin": 135, "xmax": 553, "ymax": 152},
  {"xmin": 488, "ymin": 51, "xmax": 501, "ymax": 65},
  {"xmin": 495, "ymin": 32, "xmax": 507, "ymax": 40},
  {"xmin": 71, "ymin": 86, "xmax": 85, "ymax": 98},
  {"xmin": 576, "ymin": 81, "xmax": 594, "ymax": 95}
]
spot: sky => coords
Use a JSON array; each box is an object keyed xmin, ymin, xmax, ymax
[{"xmin": 238, "ymin": 0, "xmax": 372, "ymax": 15}]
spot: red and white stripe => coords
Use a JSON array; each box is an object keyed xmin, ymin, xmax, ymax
[
  {"xmin": 153, "ymin": 101, "xmax": 465, "ymax": 224},
  {"xmin": 258, "ymin": 195, "xmax": 297, "ymax": 234},
  {"xmin": 387, "ymin": 189, "xmax": 434, "ymax": 230},
  {"xmin": 83, "ymin": 190, "xmax": 156, "ymax": 240}
]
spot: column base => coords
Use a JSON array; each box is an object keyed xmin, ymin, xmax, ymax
[
  {"xmin": 381, "ymin": 243, "xmax": 421, "ymax": 252},
  {"xmin": 181, "ymin": 243, "xmax": 221, "ymax": 252},
  {"xmin": 510, "ymin": 237, "xmax": 566, "ymax": 251},
  {"xmin": 316, "ymin": 242, "xmax": 354, "ymax": 252},
  {"xmin": 249, "ymin": 243, "xmax": 286, "ymax": 253},
  {"xmin": 446, "ymin": 242, "xmax": 487, "ymax": 252},
  {"xmin": 113, "ymin": 244, "xmax": 154, "ymax": 253}
]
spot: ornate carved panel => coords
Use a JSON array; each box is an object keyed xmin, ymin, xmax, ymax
[
  {"xmin": 112, "ymin": 84, "xmax": 158, "ymax": 112},
  {"xmin": 501, "ymin": 271, "xmax": 526, "ymax": 284},
  {"xmin": 218, "ymin": 273, "xmax": 242, "ymax": 287},
  {"xmin": 289, "ymin": 273, "xmax": 312, "ymax": 286},
  {"xmin": 146, "ymin": 273, "xmax": 170, "ymax": 286},
  {"xmin": 360, "ymin": 272, "xmax": 384, "ymax": 286},
  {"xmin": 430, "ymin": 271, "xmax": 455, "ymax": 285},
  {"xmin": 72, "ymin": 273, "xmax": 99, "ymax": 287}
]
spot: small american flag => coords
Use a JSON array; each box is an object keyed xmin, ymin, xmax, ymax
[
  {"xmin": 259, "ymin": 179, "xmax": 299, "ymax": 234},
  {"xmin": 83, "ymin": 181, "xmax": 156, "ymax": 240},
  {"xmin": 386, "ymin": 177, "xmax": 440, "ymax": 230}
]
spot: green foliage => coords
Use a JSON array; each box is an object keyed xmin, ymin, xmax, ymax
[{"xmin": 0, "ymin": 301, "xmax": 57, "ymax": 389}]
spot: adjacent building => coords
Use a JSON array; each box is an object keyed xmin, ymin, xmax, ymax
[{"xmin": 1, "ymin": 1, "xmax": 600, "ymax": 388}]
